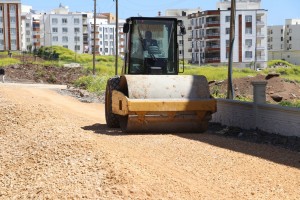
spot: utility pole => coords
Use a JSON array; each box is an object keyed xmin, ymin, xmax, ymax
[
  {"xmin": 93, "ymin": 0, "xmax": 96, "ymax": 75},
  {"xmin": 114, "ymin": 0, "xmax": 118, "ymax": 75},
  {"xmin": 227, "ymin": 0, "xmax": 236, "ymax": 99}
]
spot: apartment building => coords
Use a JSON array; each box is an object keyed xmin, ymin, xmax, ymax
[
  {"xmin": 88, "ymin": 17, "xmax": 125, "ymax": 55},
  {"xmin": 0, "ymin": 0, "xmax": 22, "ymax": 51},
  {"xmin": 164, "ymin": 8, "xmax": 201, "ymax": 62},
  {"xmin": 21, "ymin": 11, "xmax": 43, "ymax": 51},
  {"xmin": 268, "ymin": 19, "xmax": 300, "ymax": 65},
  {"xmin": 41, "ymin": 11, "xmax": 85, "ymax": 53},
  {"xmin": 188, "ymin": 0, "xmax": 268, "ymax": 68}
]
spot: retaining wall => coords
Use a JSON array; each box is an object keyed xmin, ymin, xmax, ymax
[{"xmin": 212, "ymin": 99, "xmax": 300, "ymax": 137}]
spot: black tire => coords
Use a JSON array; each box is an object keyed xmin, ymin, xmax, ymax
[{"xmin": 105, "ymin": 76, "xmax": 120, "ymax": 128}]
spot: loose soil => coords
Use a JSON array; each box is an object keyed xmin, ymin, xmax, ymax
[
  {"xmin": 1, "ymin": 84, "xmax": 299, "ymax": 199},
  {"xmin": 210, "ymin": 74, "xmax": 300, "ymax": 103},
  {"xmin": 3, "ymin": 63, "xmax": 300, "ymax": 104}
]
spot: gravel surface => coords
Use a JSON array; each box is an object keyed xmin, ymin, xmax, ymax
[{"xmin": 1, "ymin": 83, "xmax": 300, "ymax": 199}]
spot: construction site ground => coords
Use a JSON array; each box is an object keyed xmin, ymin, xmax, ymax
[{"xmin": 0, "ymin": 83, "xmax": 299, "ymax": 199}]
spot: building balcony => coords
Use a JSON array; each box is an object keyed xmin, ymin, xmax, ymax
[
  {"xmin": 206, "ymin": 45, "xmax": 220, "ymax": 50},
  {"xmin": 256, "ymin": 20, "xmax": 265, "ymax": 26},
  {"xmin": 256, "ymin": 56, "xmax": 266, "ymax": 61},
  {"xmin": 205, "ymin": 10, "xmax": 220, "ymax": 16},
  {"xmin": 256, "ymin": 45, "xmax": 265, "ymax": 50},
  {"xmin": 205, "ymin": 23, "xmax": 220, "ymax": 28},
  {"xmin": 205, "ymin": 33, "xmax": 220, "ymax": 40},
  {"xmin": 205, "ymin": 57, "xmax": 220, "ymax": 63},
  {"xmin": 256, "ymin": 32, "xmax": 265, "ymax": 38},
  {"xmin": 33, "ymin": 42, "xmax": 41, "ymax": 47},
  {"xmin": 33, "ymin": 35, "xmax": 40, "ymax": 39}
]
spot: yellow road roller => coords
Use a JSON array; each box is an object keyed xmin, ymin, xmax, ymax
[{"xmin": 105, "ymin": 17, "xmax": 217, "ymax": 132}]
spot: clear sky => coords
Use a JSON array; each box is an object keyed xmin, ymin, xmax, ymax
[{"xmin": 21, "ymin": 0, "xmax": 300, "ymax": 26}]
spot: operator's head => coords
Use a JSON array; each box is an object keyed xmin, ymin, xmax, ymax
[{"xmin": 145, "ymin": 31, "xmax": 152, "ymax": 40}]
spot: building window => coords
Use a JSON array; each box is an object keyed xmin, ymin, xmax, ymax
[
  {"xmin": 110, "ymin": 28, "xmax": 113, "ymax": 33},
  {"xmin": 226, "ymin": 28, "xmax": 230, "ymax": 34},
  {"xmin": 52, "ymin": 18, "xmax": 58, "ymax": 24},
  {"xmin": 63, "ymin": 45, "xmax": 68, "ymax": 49},
  {"xmin": 245, "ymin": 27, "xmax": 252, "ymax": 34},
  {"xmin": 281, "ymin": 29, "xmax": 283, "ymax": 34},
  {"xmin": 75, "ymin": 45, "xmax": 80, "ymax": 51},
  {"xmin": 0, "ymin": 28, "xmax": 3, "ymax": 34},
  {"xmin": 26, "ymin": 23, "xmax": 30, "ymax": 28},
  {"xmin": 62, "ymin": 18, "xmax": 68, "ymax": 24},
  {"xmin": 0, "ymin": 40, "xmax": 3, "ymax": 45},
  {"xmin": 52, "ymin": 27, "xmax": 58, "ymax": 33},
  {"xmin": 226, "ymin": 40, "xmax": 229, "ymax": 47},
  {"xmin": 74, "ymin": 36, "xmax": 80, "ymax": 42},
  {"xmin": 9, "ymin": 5, "xmax": 16, "ymax": 12},
  {"xmin": 105, "ymin": 48, "xmax": 108, "ymax": 53},
  {"xmin": 289, "ymin": 36, "xmax": 292, "ymax": 41},
  {"xmin": 245, "ymin": 15, "xmax": 252, "ymax": 22},
  {"xmin": 26, "ymin": 38, "xmax": 30, "ymax": 42},
  {"xmin": 281, "ymin": 44, "xmax": 283, "ymax": 49},
  {"xmin": 225, "ymin": 16, "xmax": 230, "ymax": 22},
  {"xmin": 245, "ymin": 39, "xmax": 252, "ymax": 47},
  {"xmin": 10, "ymin": 17, "xmax": 16, "ymax": 23},
  {"xmin": 26, "ymin": 30, "xmax": 30, "ymax": 35},
  {"xmin": 105, "ymin": 35, "xmax": 108, "ymax": 39},
  {"xmin": 281, "ymin": 37, "xmax": 283, "ymax": 41},
  {"xmin": 62, "ymin": 27, "xmax": 68, "ymax": 33},
  {"xmin": 74, "ymin": 27, "xmax": 80, "ymax": 33},
  {"xmin": 10, "ymin": 28, "xmax": 16, "ymax": 35},
  {"xmin": 53, "ymin": 36, "xmax": 58, "ymax": 42},
  {"xmin": 245, "ymin": 51, "xmax": 252, "ymax": 58},
  {"xmin": 110, "ymin": 35, "xmax": 113, "ymax": 39},
  {"xmin": 105, "ymin": 41, "xmax": 108, "ymax": 46},
  {"xmin": 74, "ymin": 18, "xmax": 80, "ymax": 24},
  {"xmin": 11, "ymin": 39, "xmax": 17, "ymax": 45},
  {"xmin": 62, "ymin": 36, "xmax": 68, "ymax": 42}
]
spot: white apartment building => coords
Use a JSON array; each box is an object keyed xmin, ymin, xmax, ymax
[
  {"xmin": 189, "ymin": 0, "xmax": 268, "ymax": 68},
  {"xmin": 21, "ymin": 10, "xmax": 43, "ymax": 51},
  {"xmin": 88, "ymin": 17, "xmax": 125, "ymax": 55},
  {"xmin": 42, "ymin": 13, "xmax": 84, "ymax": 53},
  {"xmin": 164, "ymin": 8, "xmax": 201, "ymax": 62},
  {"xmin": 268, "ymin": 19, "xmax": 300, "ymax": 65},
  {"xmin": 0, "ymin": 0, "xmax": 22, "ymax": 51}
]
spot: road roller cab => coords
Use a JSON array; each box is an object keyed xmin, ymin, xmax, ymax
[{"xmin": 105, "ymin": 17, "xmax": 217, "ymax": 132}]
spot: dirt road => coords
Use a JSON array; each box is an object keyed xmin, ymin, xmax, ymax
[{"xmin": 0, "ymin": 83, "xmax": 299, "ymax": 199}]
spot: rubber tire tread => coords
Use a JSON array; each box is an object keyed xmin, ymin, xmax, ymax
[{"xmin": 105, "ymin": 76, "xmax": 120, "ymax": 128}]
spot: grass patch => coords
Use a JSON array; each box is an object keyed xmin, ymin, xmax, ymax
[
  {"xmin": 73, "ymin": 75, "xmax": 111, "ymax": 95},
  {"xmin": 183, "ymin": 65, "xmax": 258, "ymax": 81},
  {"xmin": 279, "ymin": 100, "xmax": 300, "ymax": 108},
  {"xmin": 0, "ymin": 58, "xmax": 21, "ymax": 67}
]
